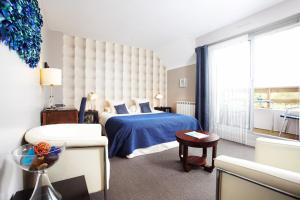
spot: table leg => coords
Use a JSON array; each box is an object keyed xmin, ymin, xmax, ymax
[
  {"xmin": 204, "ymin": 144, "xmax": 217, "ymax": 173},
  {"xmin": 212, "ymin": 144, "xmax": 217, "ymax": 169},
  {"xmin": 183, "ymin": 145, "xmax": 191, "ymax": 172},
  {"xmin": 202, "ymin": 147, "xmax": 207, "ymax": 158},
  {"xmin": 178, "ymin": 143, "xmax": 183, "ymax": 162}
]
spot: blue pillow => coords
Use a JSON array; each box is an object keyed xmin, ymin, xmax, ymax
[
  {"xmin": 139, "ymin": 102, "xmax": 152, "ymax": 113},
  {"xmin": 114, "ymin": 104, "xmax": 129, "ymax": 114}
]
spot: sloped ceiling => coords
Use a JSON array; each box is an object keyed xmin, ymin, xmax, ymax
[{"xmin": 39, "ymin": 0, "xmax": 285, "ymax": 67}]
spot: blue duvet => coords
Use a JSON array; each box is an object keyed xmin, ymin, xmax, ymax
[{"xmin": 105, "ymin": 112, "xmax": 200, "ymax": 157}]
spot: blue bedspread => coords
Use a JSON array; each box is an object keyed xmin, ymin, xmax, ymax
[{"xmin": 105, "ymin": 112, "xmax": 200, "ymax": 157}]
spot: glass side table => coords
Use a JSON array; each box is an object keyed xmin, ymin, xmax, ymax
[{"xmin": 12, "ymin": 143, "xmax": 65, "ymax": 200}]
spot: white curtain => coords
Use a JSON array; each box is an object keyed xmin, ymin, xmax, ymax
[{"xmin": 208, "ymin": 36, "xmax": 251, "ymax": 144}]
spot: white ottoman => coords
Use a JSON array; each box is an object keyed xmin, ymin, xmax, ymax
[{"xmin": 25, "ymin": 124, "xmax": 109, "ymax": 199}]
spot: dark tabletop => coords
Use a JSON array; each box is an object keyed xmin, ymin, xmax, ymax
[
  {"xmin": 11, "ymin": 176, "xmax": 90, "ymax": 200},
  {"xmin": 176, "ymin": 130, "xmax": 220, "ymax": 147}
]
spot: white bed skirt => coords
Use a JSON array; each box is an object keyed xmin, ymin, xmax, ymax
[{"xmin": 127, "ymin": 141, "xmax": 179, "ymax": 158}]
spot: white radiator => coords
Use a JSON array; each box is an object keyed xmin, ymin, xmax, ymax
[{"xmin": 176, "ymin": 101, "xmax": 196, "ymax": 116}]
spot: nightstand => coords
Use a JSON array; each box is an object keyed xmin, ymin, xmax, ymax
[
  {"xmin": 154, "ymin": 106, "xmax": 172, "ymax": 113},
  {"xmin": 41, "ymin": 107, "xmax": 79, "ymax": 125},
  {"xmin": 84, "ymin": 110, "xmax": 99, "ymax": 123}
]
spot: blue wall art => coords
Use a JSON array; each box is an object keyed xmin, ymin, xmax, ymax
[{"xmin": 0, "ymin": 0, "xmax": 43, "ymax": 68}]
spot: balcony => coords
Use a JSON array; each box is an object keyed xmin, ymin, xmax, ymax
[{"xmin": 254, "ymin": 86, "xmax": 299, "ymax": 140}]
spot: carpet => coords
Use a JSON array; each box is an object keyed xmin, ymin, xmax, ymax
[{"xmin": 91, "ymin": 139, "xmax": 254, "ymax": 200}]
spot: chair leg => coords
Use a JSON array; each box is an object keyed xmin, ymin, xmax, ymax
[
  {"xmin": 279, "ymin": 117, "xmax": 287, "ymax": 136},
  {"xmin": 103, "ymin": 146, "xmax": 108, "ymax": 200},
  {"xmin": 216, "ymin": 169, "xmax": 221, "ymax": 200},
  {"xmin": 103, "ymin": 188, "xmax": 107, "ymax": 200},
  {"xmin": 284, "ymin": 119, "xmax": 289, "ymax": 134}
]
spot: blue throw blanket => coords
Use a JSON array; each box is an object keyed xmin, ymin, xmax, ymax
[{"xmin": 105, "ymin": 112, "xmax": 200, "ymax": 157}]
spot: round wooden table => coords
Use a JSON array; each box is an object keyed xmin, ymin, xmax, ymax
[{"xmin": 176, "ymin": 130, "xmax": 220, "ymax": 173}]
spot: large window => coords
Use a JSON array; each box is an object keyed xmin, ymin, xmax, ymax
[
  {"xmin": 253, "ymin": 25, "xmax": 300, "ymax": 109},
  {"xmin": 208, "ymin": 20, "xmax": 300, "ymax": 141},
  {"xmin": 208, "ymin": 36, "xmax": 251, "ymax": 144}
]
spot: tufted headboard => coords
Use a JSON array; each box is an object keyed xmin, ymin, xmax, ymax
[{"xmin": 62, "ymin": 35, "xmax": 167, "ymax": 112}]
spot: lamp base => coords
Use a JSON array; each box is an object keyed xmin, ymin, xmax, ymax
[{"xmin": 47, "ymin": 95, "xmax": 55, "ymax": 109}]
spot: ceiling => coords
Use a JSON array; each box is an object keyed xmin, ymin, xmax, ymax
[{"xmin": 39, "ymin": 0, "xmax": 284, "ymax": 53}]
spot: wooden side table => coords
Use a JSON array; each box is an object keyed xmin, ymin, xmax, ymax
[
  {"xmin": 11, "ymin": 176, "xmax": 90, "ymax": 200},
  {"xmin": 154, "ymin": 106, "xmax": 172, "ymax": 113},
  {"xmin": 41, "ymin": 107, "xmax": 78, "ymax": 125},
  {"xmin": 176, "ymin": 130, "xmax": 220, "ymax": 173}
]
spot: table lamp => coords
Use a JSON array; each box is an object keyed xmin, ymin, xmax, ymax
[
  {"xmin": 87, "ymin": 92, "xmax": 98, "ymax": 110},
  {"xmin": 40, "ymin": 66, "xmax": 62, "ymax": 108},
  {"xmin": 155, "ymin": 93, "xmax": 163, "ymax": 107}
]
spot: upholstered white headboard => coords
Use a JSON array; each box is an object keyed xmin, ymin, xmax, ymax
[{"xmin": 62, "ymin": 35, "xmax": 167, "ymax": 112}]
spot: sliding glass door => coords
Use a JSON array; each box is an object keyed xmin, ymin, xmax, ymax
[
  {"xmin": 252, "ymin": 25, "xmax": 300, "ymax": 140},
  {"xmin": 208, "ymin": 24, "xmax": 300, "ymax": 143},
  {"xmin": 208, "ymin": 36, "xmax": 251, "ymax": 144}
]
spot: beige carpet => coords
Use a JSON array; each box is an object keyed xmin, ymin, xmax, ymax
[{"xmin": 91, "ymin": 139, "xmax": 254, "ymax": 200}]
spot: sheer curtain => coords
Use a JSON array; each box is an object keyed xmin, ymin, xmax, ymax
[{"xmin": 208, "ymin": 36, "xmax": 251, "ymax": 144}]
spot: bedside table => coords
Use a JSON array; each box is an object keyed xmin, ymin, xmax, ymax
[
  {"xmin": 84, "ymin": 110, "xmax": 99, "ymax": 123},
  {"xmin": 154, "ymin": 106, "xmax": 172, "ymax": 113},
  {"xmin": 41, "ymin": 107, "xmax": 78, "ymax": 125}
]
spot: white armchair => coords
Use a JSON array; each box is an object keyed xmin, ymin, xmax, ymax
[
  {"xmin": 25, "ymin": 124, "xmax": 109, "ymax": 199},
  {"xmin": 215, "ymin": 137, "xmax": 300, "ymax": 200}
]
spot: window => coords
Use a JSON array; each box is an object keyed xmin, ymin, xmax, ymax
[
  {"xmin": 208, "ymin": 36, "xmax": 251, "ymax": 144},
  {"xmin": 208, "ymin": 18, "xmax": 300, "ymax": 141},
  {"xmin": 253, "ymin": 25, "xmax": 300, "ymax": 109}
]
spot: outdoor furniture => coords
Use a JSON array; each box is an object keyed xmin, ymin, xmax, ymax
[{"xmin": 279, "ymin": 107, "xmax": 299, "ymax": 136}]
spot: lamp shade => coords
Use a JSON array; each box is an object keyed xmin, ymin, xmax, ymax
[
  {"xmin": 40, "ymin": 68, "xmax": 62, "ymax": 86},
  {"xmin": 87, "ymin": 92, "xmax": 98, "ymax": 101},
  {"xmin": 155, "ymin": 94, "xmax": 163, "ymax": 99}
]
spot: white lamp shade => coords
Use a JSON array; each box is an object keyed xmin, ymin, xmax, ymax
[
  {"xmin": 40, "ymin": 68, "xmax": 62, "ymax": 86},
  {"xmin": 155, "ymin": 94, "xmax": 163, "ymax": 99},
  {"xmin": 87, "ymin": 92, "xmax": 98, "ymax": 101}
]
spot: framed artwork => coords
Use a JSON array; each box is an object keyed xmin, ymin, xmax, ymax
[{"xmin": 179, "ymin": 78, "xmax": 187, "ymax": 88}]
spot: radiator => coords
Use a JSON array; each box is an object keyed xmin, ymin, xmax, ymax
[{"xmin": 176, "ymin": 101, "xmax": 196, "ymax": 116}]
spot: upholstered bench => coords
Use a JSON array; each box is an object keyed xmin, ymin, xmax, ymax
[{"xmin": 25, "ymin": 124, "xmax": 109, "ymax": 199}]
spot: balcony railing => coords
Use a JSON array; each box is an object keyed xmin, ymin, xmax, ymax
[{"xmin": 254, "ymin": 86, "xmax": 300, "ymax": 109}]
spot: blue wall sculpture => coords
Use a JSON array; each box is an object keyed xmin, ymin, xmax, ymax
[{"xmin": 0, "ymin": 0, "xmax": 43, "ymax": 68}]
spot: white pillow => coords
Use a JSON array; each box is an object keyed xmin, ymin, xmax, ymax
[
  {"xmin": 104, "ymin": 106, "xmax": 112, "ymax": 113},
  {"xmin": 132, "ymin": 98, "xmax": 153, "ymax": 113},
  {"xmin": 128, "ymin": 105, "xmax": 137, "ymax": 113}
]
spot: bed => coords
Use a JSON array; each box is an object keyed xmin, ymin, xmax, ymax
[{"xmin": 100, "ymin": 111, "xmax": 200, "ymax": 158}]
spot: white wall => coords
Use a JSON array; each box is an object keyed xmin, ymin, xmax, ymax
[
  {"xmin": 0, "ymin": 44, "xmax": 44, "ymax": 199},
  {"xmin": 156, "ymin": 37, "xmax": 196, "ymax": 69},
  {"xmin": 43, "ymin": 29, "xmax": 64, "ymax": 105},
  {"xmin": 196, "ymin": 0, "xmax": 300, "ymax": 46}
]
